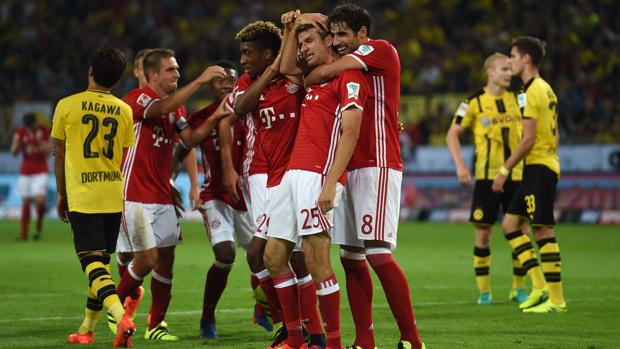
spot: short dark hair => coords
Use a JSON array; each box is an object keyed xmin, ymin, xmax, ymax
[
  {"xmin": 23, "ymin": 113, "xmax": 36, "ymax": 127},
  {"xmin": 214, "ymin": 59, "xmax": 237, "ymax": 71},
  {"xmin": 512, "ymin": 36, "xmax": 546, "ymax": 67},
  {"xmin": 143, "ymin": 48, "xmax": 175, "ymax": 81},
  {"xmin": 134, "ymin": 48, "xmax": 152, "ymax": 68},
  {"xmin": 328, "ymin": 3, "xmax": 372, "ymax": 36},
  {"xmin": 90, "ymin": 46, "xmax": 127, "ymax": 88},
  {"xmin": 235, "ymin": 21, "xmax": 282, "ymax": 55}
]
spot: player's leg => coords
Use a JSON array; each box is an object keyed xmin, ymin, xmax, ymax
[
  {"xmin": 503, "ymin": 167, "xmax": 549, "ymax": 309},
  {"xmin": 333, "ymin": 180, "xmax": 375, "ymax": 349},
  {"xmin": 264, "ymin": 237, "xmax": 303, "ymax": 348},
  {"xmin": 16, "ymin": 175, "xmax": 30, "ymax": 240},
  {"xmin": 473, "ymin": 226, "xmax": 493, "ymax": 304},
  {"xmin": 354, "ymin": 168, "xmax": 423, "ymax": 349},
  {"xmin": 32, "ymin": 173, "xmax": 49, "ymax": 240},
  {"xmin": 67, "ymin": 286, "xmax": 101, "ymax": 344},
  {"xmin": 502, "ymin": 181, "xmax": 527, "ymax": 303},
  {"xmin": 199, "ymin": 199, "xmax": 238, "ymax": 338},
  {"xmin": 291, "ymin": 250, "xmax": 324, "ymax": 346}
]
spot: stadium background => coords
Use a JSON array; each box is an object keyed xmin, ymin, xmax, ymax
[{"xmin": 0, "ymin": 1, "xmax": 619, "ymax": 348}]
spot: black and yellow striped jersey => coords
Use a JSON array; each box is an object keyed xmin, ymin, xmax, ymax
[
  {"xmin": 519, "ymin": 77, "xmax": 560, "ymax": 176},
  {"xmin": 452, "ymin": 89, "xmax": 523, "ymax": 181}
]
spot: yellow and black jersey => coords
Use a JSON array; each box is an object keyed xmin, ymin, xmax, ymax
[
  {"xmin": 51, "ymin": 89, "xmax": 134, "ymax": 213},
  {"xmin": 519, "ymin": 77, "xmax": 560, "ymax": 176},
  {"xmin": 452, "ymin": 89, "xmax": 523, "ymax": 181}
]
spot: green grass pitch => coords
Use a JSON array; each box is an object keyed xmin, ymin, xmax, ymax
[{"xmin": 0, "ymin": 220, "xmax": 618, "ymax": 348}]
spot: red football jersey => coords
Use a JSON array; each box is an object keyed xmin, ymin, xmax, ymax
[
  {"xmin": 121, "ymin": 87, "xmax": 189, "ymax": 204},
  {"xmin": 287, "ymin": 70, "xmax": 369, "ymax": 183},
  {"xmin": 188, "ymin": 102, "xmax": 247, "ymax": 211},
  {"xmin": 226, "ymin": 73, "xmax": 268, "ymax": 178},
  {"xmin": 15, "ymin": 125, "xmax": 49, "ymax": 175},
  {"xmin": 347, "ymin": 39, "xmax": 403, "ymax": 170}
]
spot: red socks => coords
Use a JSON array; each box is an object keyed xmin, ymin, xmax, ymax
[
  {"xmin": 202, "ymin": 262, "xmax": 232, "ymax": 322},
  {"xmin": 35, "ymin": 202, "xmax": 45, "ymax": 233},
  {"xmin": 256, "ymin": 269, "xmax": 283, "ymax": 324},
  {"xmin": 315, "ymin": 274, "xmax": 341, "ymax": 349},
  {"xmin": 149, "ymin": 270, "xmax": 172, "ymax": 330},
  {"xmin": 297, "ymin": 275, "xmax": 323, "ymax": 335},
  {"xmin": 20, "ymin": 201, "xmax": 30, "ymax": 239},
  {"xmin": 273, "ymin": 272, "xmax": 304, "ymax": 348},
  {"xmin": 116, "ymin": 262, "xmax": 143, "ymax": 304},
  {"xmin": 366, "ymin": 249, "xmax": 422, "ymax": 347},
  {"xmin": 341, "ymin": 252, "xmax": 375, "ymax": 349}
]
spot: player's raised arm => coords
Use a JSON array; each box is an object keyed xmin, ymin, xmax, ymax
[
  {"xmin": 234, "ymin": 56, "xmax": 281, "ymax": 116},
  {"xmin": 178, "ymin": 97, "xmax": 229, "ymax": 148},
  {"xmin": 144, "ymin": 65, "xmax": 226, "ymax": 119},
  {"xmin": 280, "ymin": 12, "xmax": 307, "ymax": 77}
]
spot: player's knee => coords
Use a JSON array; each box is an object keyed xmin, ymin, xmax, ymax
[
  {"xmin": 290, "ymin": 252, "xmax": 309, "ymax": 277},
  {"xmin": 247, "ymin": 244, "xmax": 264, "ymax": 271},
  {"xmin": 134, "ymin": 250, "xmax": 158, "ymax": 273}
]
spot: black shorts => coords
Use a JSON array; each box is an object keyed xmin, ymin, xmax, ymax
[
  {"xmin": 68, "ymin": 212, "xmax": 122, "ymax": 255},
  {"xmin": 506, "ymin": 165, "xmax": 558, "ymax": 226},
  {"xmin": 469, "ymin": 180, "xmax": 521, "ymax": 225}
]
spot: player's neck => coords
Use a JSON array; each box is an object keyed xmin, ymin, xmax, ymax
[
  {"xmin": 148, "ymin": 83, "xmax": 168, "ymax": 98},
  {"xmin": 87, "ymin": 79, "xmax": 110, "ymax": 93},
  {"xmin": 484, "ymin": 83, "xmax": 504, "ymax": 96},
  {"xmin": 520, "ymin": 66, "xmax": 539, "ymax": 84}
]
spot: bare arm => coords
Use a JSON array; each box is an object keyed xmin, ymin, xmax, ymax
[
  {"xmin": 10, "ymin": 132, "xmax": 19, "ymax": 156},
  {"xmin": 492, "ymin": 118, "xmax": 537, "ymax": 192},
  {"xmin": 279, "ymin": 13, "xmax": 306, "ymax": 77},
  {"xmin": 303, "ymin": 56, "xmax": 364, "ymax": 86},
  {"xmin": 234, "ymin": 60, "xmax": 281, "ymax": 116},
  {"xmin": 445, "ymin": 123, "xmax": 472, "ymax": 187},
  {"xmin": 144, "ymin": 66, "xmax": 225, "ymax": 119},
  {"xmin": 183, "ymin": 148, "xmax": 200, "ymax": 210},
  {"xmin": 52, "ymin": 138, "xmax": 68, "ymax": 222},
  {"xmin": 178, "ymin": 98, "xmax": 229, "ymax": 147},
  {"xmin": 218, "ymin": 112, "xmax": 242, "ymax": 203},
  {"xmin": 317, "ymin": 107, "xmax": 362, "ymax": 213}
]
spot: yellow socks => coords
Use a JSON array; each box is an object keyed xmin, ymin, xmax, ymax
[
  {"xmin": 505, "ymin": 231, "xmax": 546, "ymax": 290},
  {"xmin": 511, "ymin": 252, "xmax": 526, "ymax": 289},
  {"xmin": 81, "ymin": 255, "xmax": 125, "ymax": 324},
  {"xmin": 537, "ymin": 237, "xmax": 565, "ymax": 305}
]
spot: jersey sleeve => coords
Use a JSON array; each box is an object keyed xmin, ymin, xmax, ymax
[
  {"xmin": 347, "ymin": 39, "xmax": 394, "ymax": 73},
  {"xmin": 125, "ymin": 89, "xmax": 161, "ymax": 121},
  {"xmin": 227, "ymin": 75, "xmax": 251, "ymax": 113},
  {"xmin": 522, "ymin": 85, "xmax": 540, "ymax": 119},
  {"xmin": 120, "ymin": 103, "xmax": 135, "ymax": 148},
  {"xmin": 174, "ymin": 106, "xmax": 189, "ymax": 134},
  {"xmin": 50, "ymin": 99, "xmax": 68, "ymax": 140},
  {"xmin": 338, "ymin": 70, "xmax": 369, "ymax": 111},
  {"xmin": 453, "ymin": 100, "xmax": 475, "ymax": 128}
]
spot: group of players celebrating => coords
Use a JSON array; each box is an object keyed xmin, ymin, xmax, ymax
[{"xmin": 49, "ymin": 3, "xmax": 564, "ymax": 349}]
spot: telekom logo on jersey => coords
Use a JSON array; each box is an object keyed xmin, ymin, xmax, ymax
[
  {"xmin": 258, "ymin": 107, "xmax": 297, "ymax": 129},
  {"xmin": 151, "ymin": 125, "xmax": 171, "ymax": 147}
]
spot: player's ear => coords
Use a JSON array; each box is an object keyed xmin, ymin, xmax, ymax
[{"xmin": 358, "ymin": 26, "xmax": 368, "ymax": 39}]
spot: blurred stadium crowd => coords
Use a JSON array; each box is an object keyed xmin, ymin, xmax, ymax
[{"xmin": 1, "ymin": 0, "xmax": 618, "ymax": 147}]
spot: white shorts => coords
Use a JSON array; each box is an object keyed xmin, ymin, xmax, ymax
[
  {"xmin": 333, "ymin": 167, "xmax": 402, "ymax": 248},
  {"xmin": 268, "ymin": 170, "xmax": 343, "ymax": 244},
  {"xmin": 117, "ymin": 201, "xmax": 182, "ymax": 252},
  {"xmin": 200, "ymin": 199, "xmax": 254, "ymax": 250},
  {"xmin": 16, "ymin": 173, "xmax": 49, "ymax": 198},
  {"xmin": 242, "ymin": 173, "xmax": 268, "ymax": 239}
]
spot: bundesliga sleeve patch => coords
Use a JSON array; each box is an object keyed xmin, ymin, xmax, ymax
[
  {"xmin": 517, "ymin": 93, "xmax": 527, "ymax": 108},
  {"xmin": 456, "ymin": 102, "xmax": 469, "ymax": 117},
  {"xmin": 136, "ymin": 93, "xmax": 152, "ymax": 107},
  {"xmin": 355, "ymin": 44, "xmax": 374, "ymax": 56},
  {"xmin": 346, "ymin": 82, "xmax": 361, "ymax": 100}
]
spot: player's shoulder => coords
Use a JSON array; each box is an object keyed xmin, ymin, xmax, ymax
[
  {"xmin": 465, "ymin": 89, "xmax": 485, "ymax": 103},
  {"xmin": 236, "ymin": 73, "xmax": 253, "ymax": 87},
  {"xmin": 336, "ymin": 69, "xmax": 366, "ymax": 82},
  {"xmin": 355, "ymin": 39, "xmax": 391, "ymax": 54},
  {"xmin": 189, "ymin": 102, "xmax": 218, "ymax": 121}
]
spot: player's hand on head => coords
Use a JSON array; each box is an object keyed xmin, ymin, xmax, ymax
[
  {"xmin": 456, "ymin": 166, "xmax": 472, "ymax": 187},
  {"xmin": 197, "ymin": 65, "xmax": 226, "ymax": 85},
  {"xmin": 281, "ymin": 10, "xmax": 301, "ymax": 30},
  {"xmin": 317, "ymin": 182, "xmax": 336, "ymax": 213}
]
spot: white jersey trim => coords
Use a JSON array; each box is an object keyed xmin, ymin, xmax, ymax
[{"xmin": 347, "ymin": 54, "xmax": 368, "ymax": 71}]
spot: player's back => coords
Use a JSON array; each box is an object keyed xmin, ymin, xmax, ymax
[
  {"xmin": 15, "ymin": 124, "xmax": 49, "ymax": 175},
  {"xmin": 346, "ymin": 39, "xmax": 402, "ymax": 170},
  {"xmin": 454, "ymin": 89, "xmax": 524, "ymax": 180},
  {"xmin": 51, "ymin": 89, "xmax": 134, "ymax": 213},
  {"xmin": 521, "ymin": 77, "xmax": 560, "ymax": 175}
]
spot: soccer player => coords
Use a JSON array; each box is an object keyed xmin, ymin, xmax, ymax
[
  {"xmin": 52, "ymin": 46, "xmax": 135, "ymax": 347},
  {"xmin": 303, "ymin": 4, "xmax": 425, "ymax": 349},
  {"xmin": 219, "ymin": 20, "xmax": 323, "ymax": 348},
  {"xmin": 11, "ymin": 112, "xmax": 50, "ymax": 240},
  {"xmin": 446, "ymin": 52, "xmax": 528, "ymax": 305},
  {"xmin": 271, "ymin": 15, "xmax": 368, "ymax": 349},
  {"xmin": 492, "ymin": 36, "xmax": 566, "ymax": 313},
  {"xmin": 113, "ymin": 48, "xmax": 227, "ymax": 341}
]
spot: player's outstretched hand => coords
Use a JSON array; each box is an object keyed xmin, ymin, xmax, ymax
[
  {"xmin": 457, "ymin": 165, "xmax": 472, "ymax": 187},
  {"xmin": 196, "ymin": 65, "xmax": 226, "ymax": 85},
  {"xmin": 210, "ymin": 97, "xmax": 233, "ymax": 122},
  {"xmin": 223, "ymin": 168, "xmax": 242, "ymax": 203},
  {"xmin": 318, "ymin": 182, "xmax": 336, "ymax": 214},
  {"xmin": 492, "ymin": 173, "xmax": 506, "ymax": 193},
  {"xmin": 56, "ymin": 195, "xmax": 69, "ymax": 223}
]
